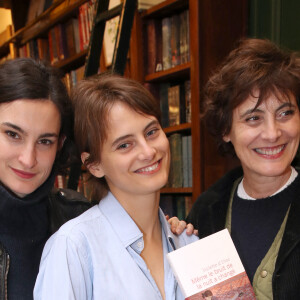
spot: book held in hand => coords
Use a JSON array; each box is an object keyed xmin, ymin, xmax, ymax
[{"xmin": 167, "ymin": 229, "xmax": 256, "ymax": 299}]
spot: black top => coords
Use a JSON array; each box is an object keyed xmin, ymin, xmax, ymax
[
  {"xmin": 231, "ymin": 175, "xmax": 299, "ymax": 281},
  {"xmin": 0, "ymin": 173, "xmax": 54, "ymax": 300},
  {"xmin": 186, "ymin": 166, "xmax": 300, "ymax": 300}
]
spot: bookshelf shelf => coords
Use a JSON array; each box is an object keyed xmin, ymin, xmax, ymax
[
  {"xmin": 145, "ymin": 62, "xmax": 190, "ymax": 83},
  {"xmin": 161, "ymin": 187, "xmax": 192, "ymax": 194},
  {"xmin": 142, "ymin": 0, "xmax": 188, "ymax": 19},
  {"xmin": 53, "ymin": 49, "xmax": 88, "ymax": 72},
  {"xmin": 129, "ymin": 0, "xmax": 248, "ymax": 210},
  {"xmin": 9, "ymin": 0, "xmax": 87, "ymax": 45},
  {"xmin": 164, "ymin": 123, "xmax": 191, "ymax": 134}
]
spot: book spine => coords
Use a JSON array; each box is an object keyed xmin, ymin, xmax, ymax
[
  {"xmin": 146, "ymin": 19, "xmax": 156, "ymax": 74},
  {"xmin": 185, "ymin": 80, "xmax": 191, "ymax": 123},
  {"xmin": 162, "ymin": 17, "xmax": 172, "ymax": 70},
  {"xmin": 187, "ymin": 135, "xmax": 193, "ymax": 187},
  {"xmin": 169, "ymin": 133, "xmax": 183, "ymax": 188},
  {"xmin": 168, "ymin": 85, "xmax": 180, "ymax": 127},
  {"xmin": 159, "ymin": 83, "xmax": 170, "ymax": 128},
  {"xmin": 171, "ymin": 13, "xmax": 180, "ymax": 67},
  {"xmin": 182, "ymin": 135, "xmax": 189, "ymax": 188}
]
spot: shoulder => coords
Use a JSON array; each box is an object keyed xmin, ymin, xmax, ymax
[
  {"xmin": 193, "ymin": 166, "xmax": 243, "ymax": 208},
  {"xmin": 45, "ymin": 205, "xmax": 101, "ymax": 254},
  {"xmin": 186, "ymin": 166, "xmax": 242, "ymax": 228},
  {"xmin": 48, "ymin": 188, "xmax": 93, "ymax": 233}
]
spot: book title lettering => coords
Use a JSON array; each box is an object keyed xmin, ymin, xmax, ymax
[{"xmin": 191, "ymin": 258, "xmax": 236, "ymax": 290}]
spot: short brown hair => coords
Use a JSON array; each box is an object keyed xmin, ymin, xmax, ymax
[
  {"xmin": 203, "ymin": 38, "xmax": 300, "ymax": 155},
  {"xmin": 72, "ymin": 73, "xmax": 161, "ymax": 200}
]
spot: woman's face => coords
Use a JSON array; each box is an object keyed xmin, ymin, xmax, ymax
[
  {"xmin": 224, "ymin": 91, "xmax": 300, "ymax": 180},
  {"xmin": 0, "ymin": 99, "xmax": 61, "ymax": 197},
  {"xmin": 85, "ymin": 102, "xmax": 170, "ymax": 200}
]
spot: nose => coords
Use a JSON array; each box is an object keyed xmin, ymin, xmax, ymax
[
  {"xmin": 137, "ymin": 140, "xmax": 156, "ymax": 161},
  {"xmin": 18, "ymin": 143, "xmax": 37, "ymax": 169},
  {"xmin": 261, "ymin": 119, "xmax": 282, "ymax": 142}
]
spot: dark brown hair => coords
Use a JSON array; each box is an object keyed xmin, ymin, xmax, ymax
[
  {"xmin": 0, "ymin": 58, "xmax": 74, "ymax": 173},
  {"xmin": 203, "ymin": 38, "xmax": 300, "ymax": 155},
  {"xmin": 72, "ymin": 73, "xmax": 161, "ymax": 200}
]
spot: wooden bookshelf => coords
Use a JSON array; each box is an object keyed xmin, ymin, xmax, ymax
[
  {"xmin": 0, "ymin": 0, "xmax": 248, "ymax": 207},
  {"xmin": 0, "ymin": 0, "xmax": 91, "ymax": 73},
  {"xmin": 129, "ymin": 0, "xmax": 248, "ymax": 203}
]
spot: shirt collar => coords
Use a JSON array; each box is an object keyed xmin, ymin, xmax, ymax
[
  {"xmin": 98, "ymin": 192, "xmax": 180, "ymax": 252},
  {"xmin": 98, "ymin": 192, "xmax": 143, "ymax": 248}
]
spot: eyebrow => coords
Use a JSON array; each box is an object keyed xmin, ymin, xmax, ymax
[
  {"xmin": 1, "ymin": 122, "xmax": 59, "ymax": 138},
  {"xmin": 240, "ymin": 102, "xmax": 296, "ymax": 119},
  {"xmin": 111, "ymin": 119, "xmax": 159, "ymax": 148}
]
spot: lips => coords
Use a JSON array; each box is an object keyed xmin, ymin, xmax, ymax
[
  {"xmin": 254, "ymin": 144, "xmax": 286, "ymax": 157},
  {"xmin": 135, "ymin": 159, "xmax": 161, "ymax": 174},
  {"xmin": 11, "ymin": 168, "xmax": 36, "ymax": 179}
]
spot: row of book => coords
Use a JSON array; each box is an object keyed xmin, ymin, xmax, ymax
[
  {"xmin": 160, "ymin": 194, "xmax": 193, "ymax": 220},
  {"xmin": 160, "ymin": 80, "xmax": 191, "ymax": 128},
  {"xmin": 146, "ymin": 9, "xmax": 190, "ymax": 74},
  {"xmin": 167, "ymin": 133, "xmax": 192, "ymax": 189},
  {"xmin": 19, "ymin": 1, "xmax": 96, "ymax": 64},
  {"xmin": 64, "ymin": 65, "xmax": 85, "ymax": 91}
]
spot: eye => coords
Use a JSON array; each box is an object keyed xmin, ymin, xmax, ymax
[
  {"xmin": 146, "ymin": 128, "xmax": 159, "ymax": 137},
  {"xmin": 279, "ymin": 109, "xmax": 295, "ymax": 118},
  {"xmin": 117, "ymin": 143, "xmax": 130, "ymax": 150},
  {"xmin": 5, "ymin": 130, "xmax": 20, "ymax": 139},
  {"xmin": 38, "ymin": 139, "xmax": 54, "ymax": 146},
  {"xmin": 245, "ymin": 115, "xmax": 260, "ymax": 122}
]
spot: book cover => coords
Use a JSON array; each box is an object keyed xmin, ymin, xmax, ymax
[{"xmin": 167, "ymin": 229, "xmax": 256, "ymax": 299}]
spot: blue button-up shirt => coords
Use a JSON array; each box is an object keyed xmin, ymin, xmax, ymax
[{"xmin": 34, "ymin": 192, "xmax": 198, "ymax": 299}]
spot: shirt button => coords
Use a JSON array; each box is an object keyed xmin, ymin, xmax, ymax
[
  {"xmin": 137, "ymin": 241, "xmax": 143, "ymax": 248},
  {"xmin": 261, "ymin": 270, "xmax": 268, "ymax": 278}
]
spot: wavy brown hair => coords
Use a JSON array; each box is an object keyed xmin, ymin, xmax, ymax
[{"xmin": 203, "ymin": 38, "xmax": 300, "ymax": 155}]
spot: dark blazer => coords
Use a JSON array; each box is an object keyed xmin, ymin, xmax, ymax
[{"xmin": 187, "ymin": 167, "xmax": 300, "ymax": 300}]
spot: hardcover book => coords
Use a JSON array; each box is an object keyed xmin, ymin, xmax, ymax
[{"xmin": 167, "ymin": 229, "xmax": 256, "ymax": 299}]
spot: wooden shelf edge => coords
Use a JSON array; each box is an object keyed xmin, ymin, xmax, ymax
[
  {"xmin": 142, "ymin": 0, "xmax": 188, "ymax": 19},
  {"xmin": 145, "ymin": 62, "xmax": 190, "ymax": 82},
  {"xmin": 161, "ymin": 187, "xmax": 193, "ymax": 194},
  {"xmin": 6, "ymin": 0, "xmax": 87, "ymax": 45},
  {"xmin": 163, "ymin": 123, "xmax": 191, "ymax": 134},
  {"xmin": 53, "ymin": 49, "xmax": 88, "ymax": 70}
]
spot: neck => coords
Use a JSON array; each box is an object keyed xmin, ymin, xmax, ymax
[
  {"xmin": 243, "ymin": 167, "xmax": 292, "ymax": 199},
  {"xmin": 113, "ymin": 190, "xmax": 161, "ymax": 237}
]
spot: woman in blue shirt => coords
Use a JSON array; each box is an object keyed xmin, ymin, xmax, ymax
[{"xmin": 34, "ymin": 74, "xmax": 198, "ymax": 299}]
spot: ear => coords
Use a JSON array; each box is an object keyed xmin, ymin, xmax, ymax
[
  {"xmin": 222, "ymin": 134, "xmax": 231, "ymax": 143},
  {"xmin": 81, "ymin": 152, "xmax": 105, "ymax": 178}
]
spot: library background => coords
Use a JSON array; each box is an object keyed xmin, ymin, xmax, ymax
[{"xmin": 0, "ymin": 0, "xmax": 299, "ymax": 219}]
